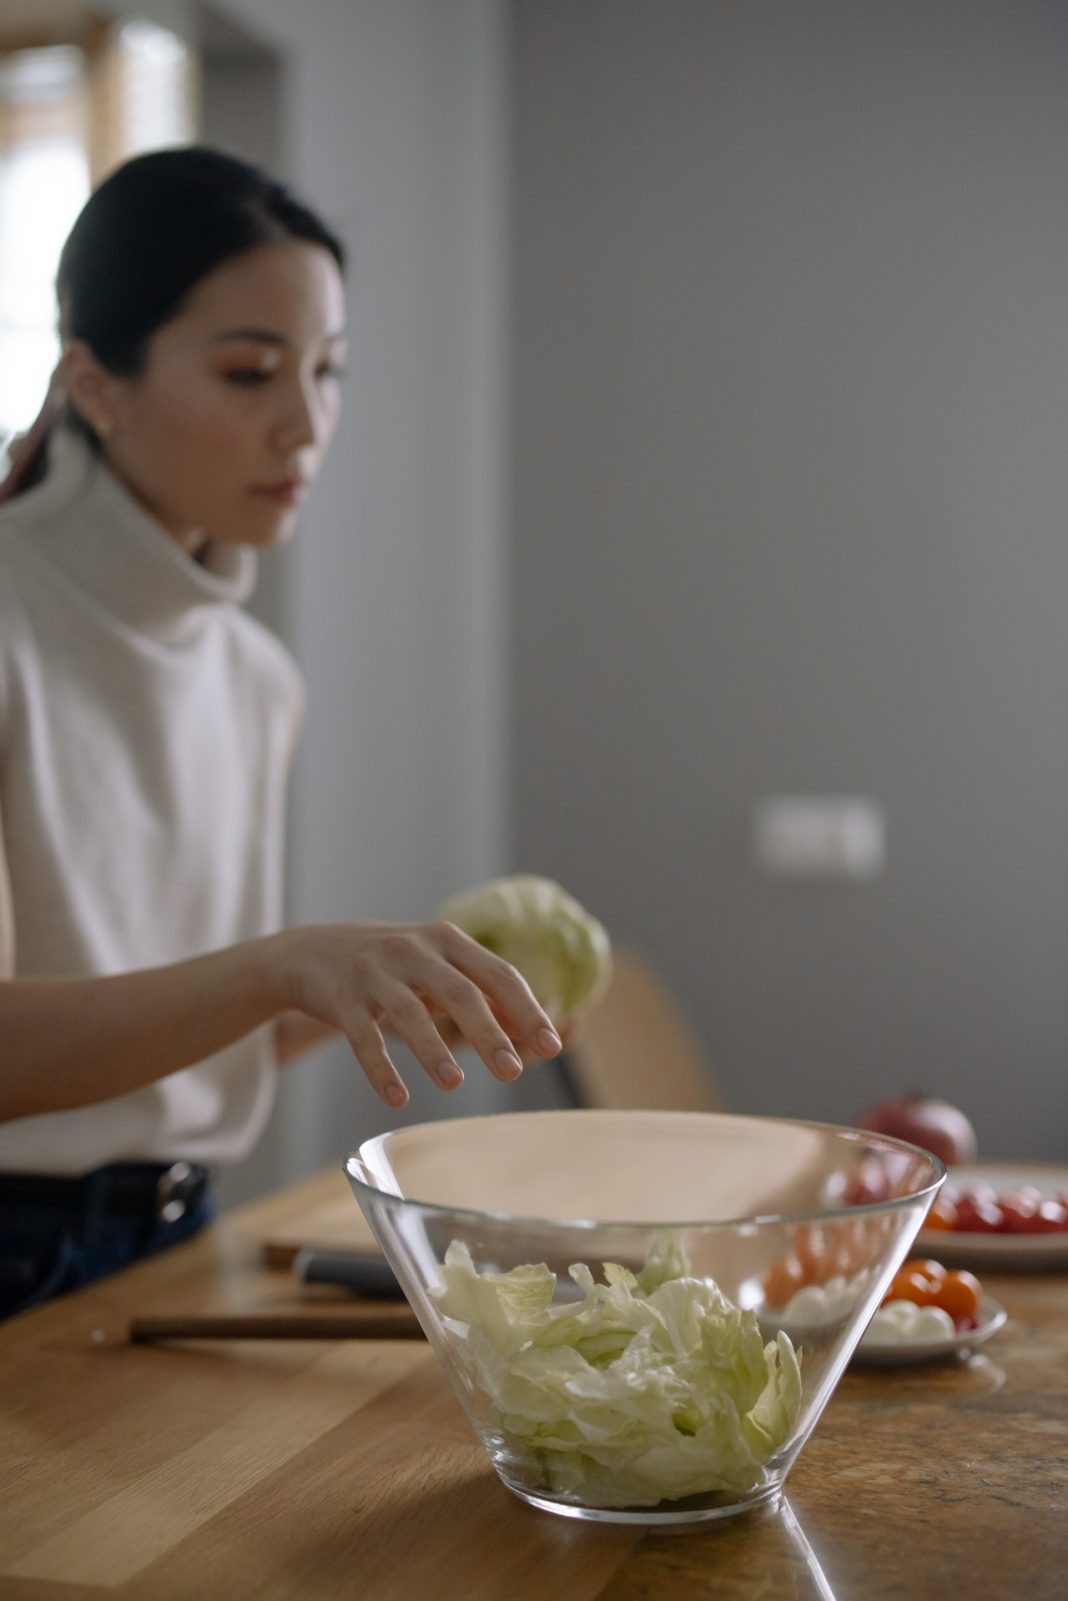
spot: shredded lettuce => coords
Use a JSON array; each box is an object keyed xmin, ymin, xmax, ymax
[{"xmin": 432, "ymin": 1240, "xmax": 802, "ymax": 1507}]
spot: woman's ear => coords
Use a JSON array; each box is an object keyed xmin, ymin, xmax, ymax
[{"xmin": 61, "ymin": 341, "xmax": 118, "ymax": 440}]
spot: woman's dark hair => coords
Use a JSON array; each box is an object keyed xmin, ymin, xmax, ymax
[
  {"xmin": 58, "ymin": 144, "xmax": 346, "ymax": 375},
  {"xmin": 0, "ymin": 146, "xmax": 346, "ymax": 500}
]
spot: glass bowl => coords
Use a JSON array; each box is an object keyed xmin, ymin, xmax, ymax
[{"xmin": 344, "ymin": 1109, "xmax": 943, "ymax": 1526}]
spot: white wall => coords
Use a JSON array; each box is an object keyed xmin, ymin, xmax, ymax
[
  {"xmin": 198, "ymin": 0, "xmax": 516, "ymax": 1207},
  {"xmin": 510, "ymin": 0, "xmax": 1068, "ymax": 1158}
]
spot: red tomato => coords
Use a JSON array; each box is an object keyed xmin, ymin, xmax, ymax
[
  {"xmin": 1029, "ymin": 1199, "xmax": 1068, "ymax": 1234},
  {"xmin": 856, "ymin": 1095, "xmax": 978, "ymax": 1166},
  {"xmin": 997, "ymin": 1189, "xmax": 1041, "ymax": 1233},
  {"xmin": 842, "ymin": 1159, "xmax": 890, "ymax": 1206},
  {"xmin": 955, "ymin": 1192, "xmax": 1004, "ymax": 1233}
]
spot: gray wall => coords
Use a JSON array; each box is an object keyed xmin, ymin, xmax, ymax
[
  {"xmin": 195, "ymin": 0, "xmax": 518, "ymax": 1209},
  {"xmin": 114, "ymin": 0, "xmax": 1068, "ymax": 1202},
  {"xmin": 511, "ymin": 0, "xmax": 1068, "ymax": 1157}
]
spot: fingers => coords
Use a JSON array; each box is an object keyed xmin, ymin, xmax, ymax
[
  {"xmin": 290, "ymin": 920, "xmax": 565, "ymax": 1106},
  {"xmin": 410, "ymin": 969, "xmax": 526, "ymax": 1085},
  {"xmin": 375, "ymin": 978, "xmax": 470, "ymax": 1089},
  {"xmin": 344, "ymin": 970, "xmax": 522, "ymax": 1106},
  {"xmin": 433, "ymin": 922, "xmax": 563, "ymax": 1058},
  {"xmin": 341, "ymin": 1010, "xmax": 410, "ymax": 1109},
  {"xmin": 340, "ymin": 969, "xmax": 519, "ymax": 1106}
]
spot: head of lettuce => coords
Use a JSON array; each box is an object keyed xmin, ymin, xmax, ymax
[{"xmin": 439, "ymin": 874, "xmax": 613, "ymax": 1026}]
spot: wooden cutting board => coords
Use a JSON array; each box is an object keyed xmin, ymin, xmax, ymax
[{"xmin": 259, "ymin": 1182, "xmax": 380, "ymax": 1268}]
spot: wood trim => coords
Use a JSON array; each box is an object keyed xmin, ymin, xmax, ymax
[{"xmin": 0, "ymin": 13, "xmax": 112, "ymax": 57}]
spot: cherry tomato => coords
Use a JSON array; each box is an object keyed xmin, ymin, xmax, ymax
[
  {"xmin": 763, "ymin": 1256, "xmax": 805, "ymax": 1309},
  {"xmin": 883, "ymin": 1266, "xmax": 937, "ymax": 1307},
  {"xmin": 997, "ymin": 1190, "xmax": 1041, "ymax": 1233},
  {"xmin": 955, "ymin": 1192, "xmax": 1004, "ymax": 1233},
  {"xmin": 793, "ymin": 1225, "xmax": 830, "ymax": 1284},
  {"xmin": 840, "ymin": 1215, "xmax": 878, "ymax": 1272},
  {"xmin": 923, "ymin": 1195, "xmax": 959, "ymax": 1231},
  {"xmin": 819, "ymin": 1221, "xmax": 860, "ymax": 1280},
  {"xmin": 932, "ymin": 1269, "xmax": 981, "ymax": 1324},
  {"xmin": 1029, "ymin": 1199, "xmax": 1068, "ymax": 1234},
  {"xmin": 843, "ymin": 1158, "xmax": 890, "ymax": 1206},
  {"xmin": 907, "ymin": 1257, "xmax": 948, "ymax": 1285}
]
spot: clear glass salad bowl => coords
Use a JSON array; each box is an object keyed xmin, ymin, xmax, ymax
[{"xmin": 344, "ymin": 1109, "xmax": 943, "ymax": 1526}]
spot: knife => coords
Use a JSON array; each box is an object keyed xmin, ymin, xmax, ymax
[{"xmin": 293, "ymin": 1248, "xmax": 404, "ymax": 1298}]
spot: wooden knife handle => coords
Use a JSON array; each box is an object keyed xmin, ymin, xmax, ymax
[{"xmin": 129, "ymin": 1310, "xmax": 425, "ymax": 1343}]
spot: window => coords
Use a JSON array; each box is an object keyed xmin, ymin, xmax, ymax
[
  {"xmin": 0, "ymin": 17, "xmax": 197, "ymax": 444},
  {"xmin": 0, "ymin": 47, "xmax": 87, "ymax": 441}
]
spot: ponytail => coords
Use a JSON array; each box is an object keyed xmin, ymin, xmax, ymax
[{"xmin": 0, "ymin": 371, "xmax": 63, "ymax": 505}]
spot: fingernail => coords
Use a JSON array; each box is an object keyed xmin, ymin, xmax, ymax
[
  {"xmin": 384, "ymin": 1082, "xmax": 407, "ymax": 1107},
  {"xmin": 436, "ymin": 1061, "xmax": 464, "ymax": 1089},
  {"xmin": 495, "ymin": 1049, "xmax": 524, "ymax": 1079},
  {"xmin": 537, "ymin": 1027, "xmax": 563, "ymax": 1055}
]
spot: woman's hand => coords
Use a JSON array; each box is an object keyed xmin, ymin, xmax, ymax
[
  {"xmin": 270, "ymin": 921, "xmax": 563, "ymax": 1107},
  {"xmin": 0, "ymin": 918, "xmax": 563, "ymax": 1124},
  {"xmin": 434, "ymin": 1012, "xmax": 580, "ymax": 1065}
]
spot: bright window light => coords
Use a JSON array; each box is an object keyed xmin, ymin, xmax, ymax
[
  {"xmin": 117, "ymin": 19, "xmax": 196, "ymax": 159},
  {"xmin": 0, "ymin": 23, "xmax": 196, "ymax": 446},
  {"xmin": 0, "ymin": 48, "xmax": 89, "ymax": 441}
]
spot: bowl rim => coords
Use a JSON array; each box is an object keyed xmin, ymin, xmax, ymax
[{"xmin": 344, "ymin": 1108, "xmax": 946, "ymax": 1234}]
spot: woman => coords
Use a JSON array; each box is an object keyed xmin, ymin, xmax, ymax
[{"xmin": 0, "ymin": 147, "xmax": 561, "ymax": 1317}]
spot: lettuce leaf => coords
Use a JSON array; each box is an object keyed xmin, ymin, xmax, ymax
[
  {"xmin": 438, "ymin": 874, "xmax": 613, "ymax": 1022},
  {"xmin": 433, "ymin": 1240, "xmax": 802, "ymax": 1507}
]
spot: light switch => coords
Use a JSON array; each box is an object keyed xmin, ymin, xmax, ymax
[{"xmin": 752, "ymin": 796, "xmax": 886, "ymax": 880}]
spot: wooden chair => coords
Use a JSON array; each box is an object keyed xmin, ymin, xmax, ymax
[{"xmin": 557, "ymin": 948, "xmax": 721, "ymax": 1113}]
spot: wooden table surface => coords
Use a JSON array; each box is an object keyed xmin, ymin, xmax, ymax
[{"xmin": 1, "ymin": 1166, "xmax": 1065, "ymax": 1601}]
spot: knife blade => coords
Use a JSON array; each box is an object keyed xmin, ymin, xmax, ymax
[{"xmin": 293, "ymin": 1248, "xmax": 404, "ymax": 1298}]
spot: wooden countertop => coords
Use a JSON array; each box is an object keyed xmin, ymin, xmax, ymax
[{"xmin": 1, "ymin": 1166, "xmax": 1065, "ymax": 1600}]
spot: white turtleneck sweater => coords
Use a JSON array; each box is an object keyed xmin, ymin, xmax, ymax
[{"xmin": 0, "ymin": 428, "xmax": 304, "ymax": 1174}]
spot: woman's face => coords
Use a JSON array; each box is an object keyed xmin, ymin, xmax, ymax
[{"xmin": 70, "ymin": 240, "xmax": 347, "ymax": 552}]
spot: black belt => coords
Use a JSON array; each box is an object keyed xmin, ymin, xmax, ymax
[{"xmin": 0, "ymin": 1161, "xmax": 210, "ymax": 1225}]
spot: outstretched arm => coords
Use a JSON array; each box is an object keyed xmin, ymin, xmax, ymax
[{"xmin": 0, "ymin": 919, "xmax": 562, "ymax": 1123}]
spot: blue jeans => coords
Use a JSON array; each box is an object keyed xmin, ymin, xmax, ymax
[{"xmin": 0, "ymin": 1163, "xmax": 215, "ymax": 1323}]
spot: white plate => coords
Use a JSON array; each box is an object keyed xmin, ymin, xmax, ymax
[
  {"xmin": 851, "ymin": 1294, "xmax": 1007, "ymax": 1369},
  {"xmin": 916, "ymin": 1162, "xmax": 1068, "ymax": 1272}
]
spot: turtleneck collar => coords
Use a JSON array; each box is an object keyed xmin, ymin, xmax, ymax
[{"xmin": 7, "ymin": 425, "xmax": 257, "ymax": 645}]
